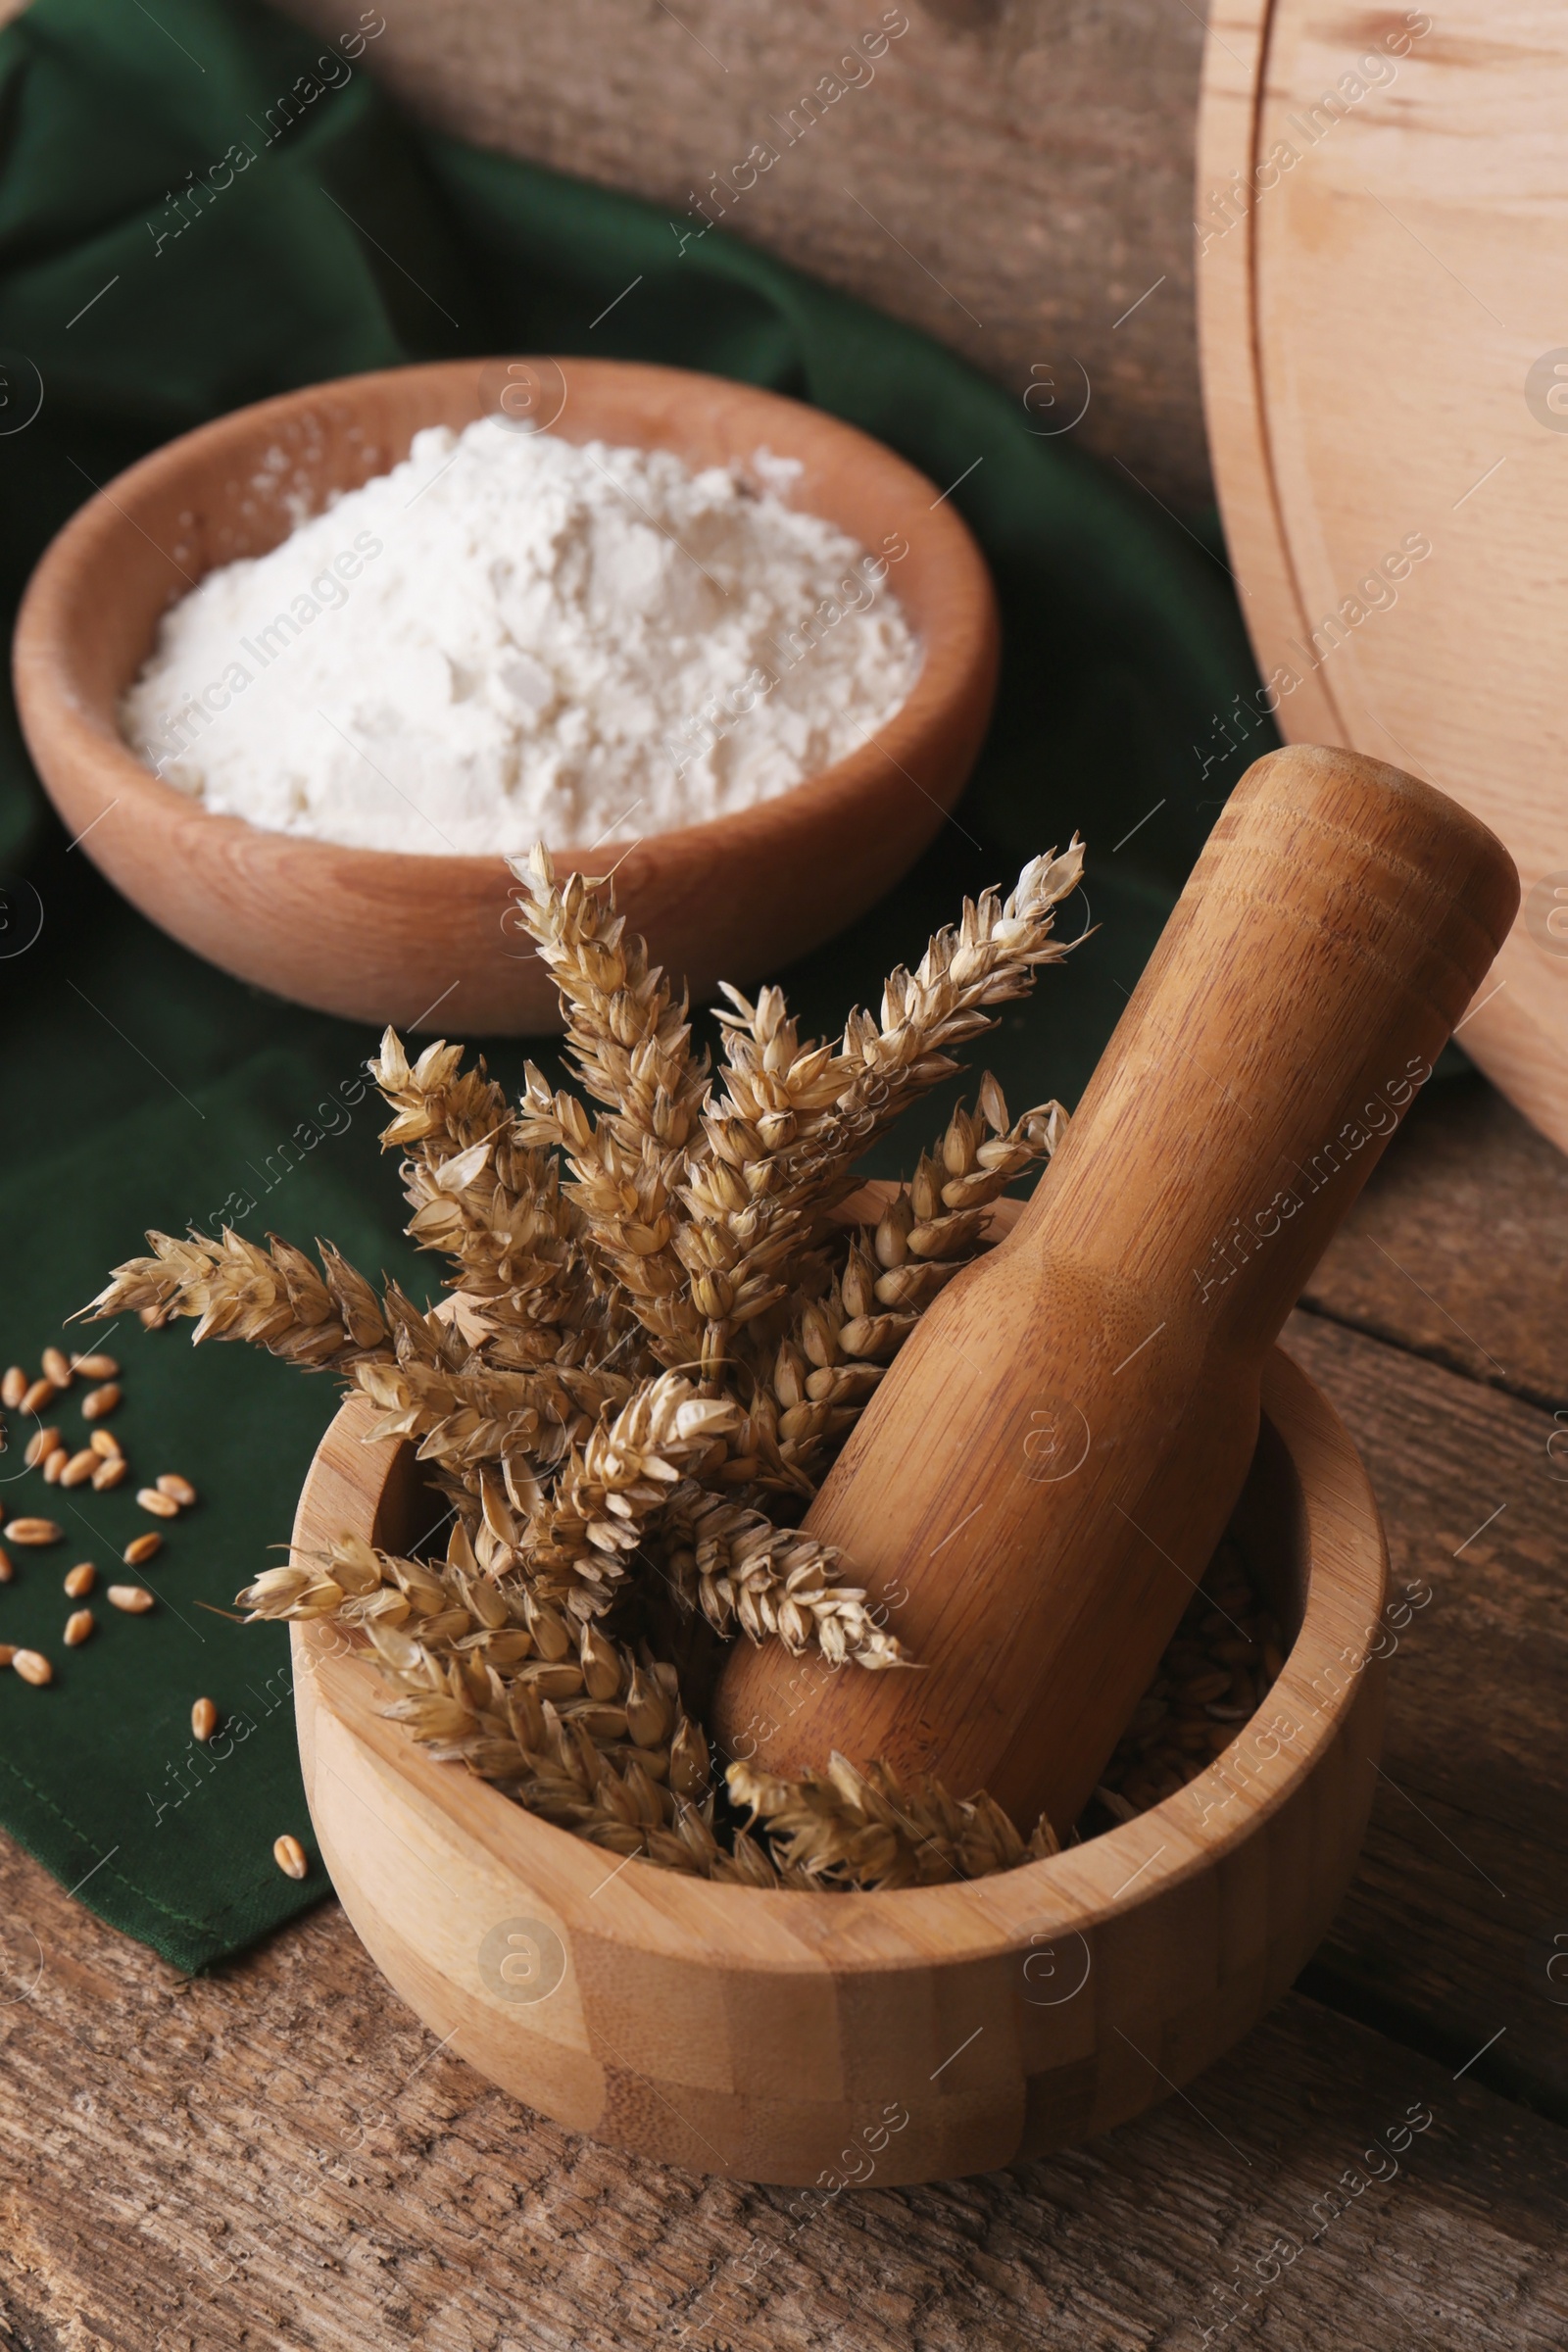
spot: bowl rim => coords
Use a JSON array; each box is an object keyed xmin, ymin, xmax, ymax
[
  {"xmin": 292, "ymin": 1333, "xmax": 1389, "ymax": 1976},
  {"xmin": 12, "ymin": 353, "xmax": 1000, "ymax": 880}
]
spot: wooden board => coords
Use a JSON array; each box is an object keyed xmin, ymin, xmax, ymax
[{"xmin": 1199, "ymin": 1, "xmax": 1568, "ymax": 1155}]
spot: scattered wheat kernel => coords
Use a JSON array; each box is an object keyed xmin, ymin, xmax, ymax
[
  {"xmin": 89, "ymin": 1429, "xmax": 122, "ymax": 1459},
  {"xmin": 0, "ymin": 1367, "xmax": 24, "ymax": 1410},
  {"xmin": 81, "ymin": 1383, "xmax": 122, "ymax": 1421},
  {"xmin": 60, "ymin": 1448, "xmax": 99, "ymax": 1489},
  {"xmin": 24, "ymin": 1427, "xmax": 60, "ymax": 1468},
  {"xmin": 156, "ymin": 1473, "xmax": 197, "ymax": 1508},
  {"xmin": 21, "ymin": 1377, "xmax": 58, "ymax": 1416},
  {"xmin": 12, "ymin": 1649, "xmax": 52, "ymax": 1687},
  {"xmin": 64, "ymin": 1609, "xmax": 94, "ymax": 1647},
  {"xmin": 63, "ymin": 1562, "xmax": 96, "ymax": 1598},
  {"xmin": 0, "ymin": 1644, "xmax": 13, "ymax": 1666},
  {"xmin": 4, "ymin": 1518, "xmax": 62, "ymax": 1546},
  {"xmin": 191, "ymin": 1696, "xmax": 219, "ymax": 1741},
  {"xmin": 273, "ymin": 1835, "xmax": 309, "ymax": 1880},
  {"xmin": 90, "ymin": 1457, "xmax": 127, "ymax": 1491},
  {"xmin": 70, "ymin": 1351, "xmax": 119, "ymax": 1379},
  {"xmin": 107, "ymin": 1584, "xmax": 154, "ymax": 1613},
  {"xmin": 123, "ymin": 1532, "xmax": 162, "ymax": 1566},
  {"xmin": 136, "ymin": 1487, "xmax": 179, "ymax": 1519},
  {"xmin": 40, "ymin": 1347, "xmax": 72, "ymax": 1388},
  {"xmin": 41, "ymin": 1448, "xmax": 68, "ymax": 1485},
  {"xmin": 0, "ymin": 1547, "xmax": 12, "ymax": 1585}
]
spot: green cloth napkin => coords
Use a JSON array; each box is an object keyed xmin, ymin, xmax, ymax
[{"xmin": 0, "ymin": 0, "xmax": 1272, "ymax": 1973}]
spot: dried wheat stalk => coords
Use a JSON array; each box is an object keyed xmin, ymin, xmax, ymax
[
  {"xmin": 84, "ymin": 838, "xmax": 1086, "ymax": 1889},
  {"xmin": 86, "ymin": 1229, "xmax": 394, "ymax": 1368},
  {"xmin": 729, "ymin": 1752, "xmax": 1061, "ymax": 1889}
]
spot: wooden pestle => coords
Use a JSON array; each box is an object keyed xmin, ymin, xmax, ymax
[{"xmin": 712, "ymin": 746, "xmax": 1519, "ymax": 1836}]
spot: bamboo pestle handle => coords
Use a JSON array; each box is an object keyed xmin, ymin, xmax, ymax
[{"xmin": 711, "ymin": 746, "xmax": 1519, "ymax": 1836}]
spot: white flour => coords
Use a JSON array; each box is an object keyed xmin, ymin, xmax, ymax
[{"xmin": 121, "ymin": 418, "xmax": 921, "ymax": 855}]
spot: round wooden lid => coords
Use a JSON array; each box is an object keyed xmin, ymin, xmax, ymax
[{"xmin": 1198, "ymin": 2, "xmax": 1568, "ymax": 1152}]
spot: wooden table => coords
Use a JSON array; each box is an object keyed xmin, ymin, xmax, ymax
[
  {"xmin": 274, "ymin": 0, "xmax": 1213, "ymax": 514},
  {"xmin": 2, "ymin": 1071, "xmax": 1565, "ymax": 2350}
]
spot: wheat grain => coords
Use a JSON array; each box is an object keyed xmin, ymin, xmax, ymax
[
  {"xmin": 5, "ymin": 1518, "xmax": 61, "ymax": 1546},
  {"xmin": 81, "ymin": 1383, "xmax": 121, "ymax": 1421},
  {"xmin": 12, "ymin": 1649, "xmax": 52, "ymax": 1687},
  {"xmin": 1083, "ymin": 1540, "xmax": 1284, "ymax": 1822},
  {"xmin": 156, "ymin": 1473, "xmax": 197, "ymax": 1507},
  {"xmin": 191, "ymin": 1696, "xmax": 219, "ymax": 1740},
  {"xmin": 273, "ymin": 1835, "xmax": 309, "ymax": 1879},
  {"xmin": 64, "ymin": 1609, "xmax": 94, "ymax": 1647},
  {"xmin": 107, "ymin": 1584, "xmax": 155, "ymax": 1613},
  {"xmin": 63, "ymin": 1563, "xmax": 95, "ymax": 1598},
  {"xmin": 1, "ymin": 1366, "xmax": 25, "ymax": 1409}
]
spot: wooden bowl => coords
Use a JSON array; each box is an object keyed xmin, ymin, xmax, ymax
[
  {"xmin": 12, "ymin": 360, "xmax": 998, "ymax": 1032},
  {"xmin": 289, "ymin": 1330, "xmax": 1388, "ymax": 2186}
]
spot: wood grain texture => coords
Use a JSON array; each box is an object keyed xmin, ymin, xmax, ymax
[
  {"xmin": 1198, "ymin": 0, "xmax": 1568, "ymax": 1153},
  {"xmin": 1305, "ymin": 1070, "xmax": 1568, "ymax": 1410},
  {"xmin": 13, "ymin": 359, "xmax": 997, "ymax": 1032},
  {"xmin": 4, "ymin": 1832, "xmax": 1568, "ymax": 2351},
  {"xmin": 274, "ymin": 0, "xmax": 1214, "ymax": 514},
  {"xmin": 1283, "ymin": 1307, "xmax": 1568, "ymax": 2124},
  {"xmin": 717, "ymin": 747, "xmax": 1516, "ymax": 1832},
  {"xmin": 291, "ymin": 1341, "xmax": 1386, "ymax": 2185}
]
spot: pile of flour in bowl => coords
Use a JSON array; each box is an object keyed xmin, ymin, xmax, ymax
[{"xmin": 120, "ymin": 418, "xmax": 922, "ymax": 855}]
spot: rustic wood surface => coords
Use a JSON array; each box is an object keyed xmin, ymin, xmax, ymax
[
  {"xmin": 2, "ymin": 1067, "xmax": 1565, "ymax": 2347},
  {"xmin": 273, "ymin": 0, "xmax": 1212, "ymax": 514},
  {"xmin": 3, "ymin": 1912, "xmax": 1567, "ymax": 2352},
  {"xmin": 1303, "ymin": 1070, "xmax": 1568, "ymax": 1410}
]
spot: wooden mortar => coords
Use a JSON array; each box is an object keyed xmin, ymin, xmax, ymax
[{"xmin": 291, "ymin": 1228, "xmax": 1387, "ymax": 2185}]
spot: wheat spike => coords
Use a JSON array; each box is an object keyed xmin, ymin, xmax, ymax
[{"xmin": 97, "ymin": 843, "xmax": 1098, "ymax": 1889}]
